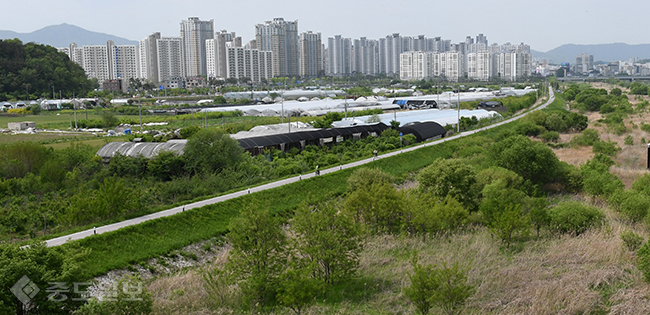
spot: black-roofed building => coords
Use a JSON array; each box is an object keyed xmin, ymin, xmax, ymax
[{"xmin": 398, "ymin": 121, "xmax": 446, "ymax": 142}]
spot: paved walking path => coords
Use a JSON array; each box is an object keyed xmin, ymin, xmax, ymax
[{"xmin": 45, "ymin": 88, "xmax": 555, "ymax": 247}]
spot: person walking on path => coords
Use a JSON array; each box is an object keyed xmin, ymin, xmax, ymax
[
  {"xmin": 373, "ymin": 149, "xmax": 378, "ymax": 160},
  {"xmin": 316, "ymin": 165, "xmax": 320, "ymax": 176}
]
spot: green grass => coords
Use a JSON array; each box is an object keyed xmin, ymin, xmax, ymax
[{"xmin": 0, "ymin": 112, "xmax": 105, "ymax": 129}]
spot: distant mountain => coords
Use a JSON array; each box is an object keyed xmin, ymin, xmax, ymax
[
  {"xmin": 0, "ymin": 23, "xmax": 137, "ymax": 48},
  {"xmin": 532, "ymin": 43, "xmax": 650, "ymax": 64}
]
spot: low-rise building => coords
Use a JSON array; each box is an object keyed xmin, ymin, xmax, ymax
[{"xmin": 8, "ymin": 121, "xmax": 36, "ymax": 131}]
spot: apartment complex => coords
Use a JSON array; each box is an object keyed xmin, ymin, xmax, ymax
[
  {"xmin": 59, "ymin": 17, "xmax": 537, "ymax": 88},
  {"xmin": 399, "ymin": 41, "xmax": 531, "ymax": 82}
]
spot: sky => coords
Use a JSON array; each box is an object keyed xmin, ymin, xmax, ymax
[{"xmin": 1, "ymin": 0, "xmax": 649, "ymax": 52}]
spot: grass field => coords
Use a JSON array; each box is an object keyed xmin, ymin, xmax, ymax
[{"xmin": 0, "ymin": 112, "xmax": 105, "ymax": 129}]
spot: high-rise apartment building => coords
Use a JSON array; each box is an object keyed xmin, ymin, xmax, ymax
[
  {"xmin": 157, "ymin": 37, "xmax": 184, "ymax": 83},
  {"xmin": 180, "ymin": 17, "xmax": 214, "ymax": 77},
  {"xmin": 353, "ymin": 37, "xmax": 378, "ymax": 75},
  {"xmin": 139, "ymin": 32, "xmax": 161, "ymax": 82},
  {"xmin": 81, "ymin": 45, "xmax": 110, "ymax": 83},
  {"xmin": 442, "ymin": 51, "xmax": 463, "ymax": 82},
  {"xmin": 299, "ymin": 31, "xmax": 323, "ymax": 78},
  {"xmin": 108, "ymin": 40, "xmax": 139, "ymax": 81},
  {"xmin": 497, "ymin": 51, "xmax": 531, "ymax": 81},
  {"xmin": 382, "ymin": 33, "xmax": 403, "ymax": 76},
  {"xmin": 467, "ymin": 51, "xmax": 491, "ymax": 81},
  {"xmin": 206, "ymin": 30, "xmax": 239, "ymax": 78},
  {"xmin": 224, "ymin": 45, "xmax": 273, "ymax": 82},
  {"xmin": 400, "ymin": 51, "xmax": 430, "ymax": 80},
  {"xmin": 255, "ymin": 18, "xmax": 299, "ymax": 77},
  {"xmin": 327, "ymin": 35, "xmax": 352, "ymax": 76}
]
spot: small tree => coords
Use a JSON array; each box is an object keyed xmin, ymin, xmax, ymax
[
  {"xmin": 183, "ymin": 128, "xmax": 246, "ymax": 174},
  {"xmin": 276, "ymin": 263, "xmax": 323, "ymax": 315},
  {"xmin": 404, "ymin": 255, "xmax": 474, "ymax": 315},
  {"xmin": 292, "ymin": 201, "xmax": 364, "ymax": 284},
  {"xmin": 404, "ymin": 255, "xmax": 436, "ymax": 315},
  {"xmin": 489, "ymin": 204, "xmax": 530, "ymax": 248},
  {"xmin": 225, "ymin": 204, "xmax": 286, "ymax": 308},
  {"xmin": 418, "ymin": 158, "xmax": 479, "ymax": 212}
]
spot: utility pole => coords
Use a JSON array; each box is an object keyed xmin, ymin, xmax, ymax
[
  {"xmin": 139, "ymin": 99, "xmax": 143, "ymax": 132},
  {"xmin": 457, "ymin": 85, "xmax": 460, "ymax": 133},
  {"xmin": 73, "ymin": 92, "xmax": 77, "ymax": 130}
]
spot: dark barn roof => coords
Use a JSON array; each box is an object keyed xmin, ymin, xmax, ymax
[
  {"xmin": 399, "ymin": 121, "xmax": 446, "ymax": 142},
  {"xmin": 237, "ymin": 123, "xmax": 390, "ymax": 150}
]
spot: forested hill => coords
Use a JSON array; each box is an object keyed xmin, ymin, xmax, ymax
[{"xmin": 0, "ymin": 39, "xmax": 95, "ymax": 101}]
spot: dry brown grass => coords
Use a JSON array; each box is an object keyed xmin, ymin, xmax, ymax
[
  {"xmin": 148, "ymin": 248, "xmax": 233, "ymax": 315},
  {"xmin": 553, "ymin": 89, "xmax": 650, "ymax": 186},
  {"xmin": 145, "ymin": 203, "xmax": 650, "ymax": 315},
  {"xmin": 553, "ymin": 144, "xmax": 594, "ymax": 167}
]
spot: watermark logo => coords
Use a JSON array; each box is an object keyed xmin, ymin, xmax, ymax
[{"xmin": 11, "ymin": 276, "xmax": 40, "ymax": 305}]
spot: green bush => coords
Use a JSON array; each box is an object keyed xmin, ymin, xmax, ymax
[
  {"xmin": 620, "ymin": 230, "xmax": 644, "ymax": 251},
  {"xmin": 516, "ymin": 122, "xmax": 545, "ymax": 137},
  {"xmin": 404, "ymin": 255, "xmax": 474, "ymax": 315},
  {"xmin": 487, "ymin": 135, "xmax": 559, "ymax": 185},
  {"xmin": 547, "ymin": 202, "xmax": 604, "ymax": 235},
  {"xmin": 540, "ymin": 131, "xmax": 560, "ymax": 143},
  {"xmin": 599, "ymin": 103, "xmax": 614, "ymax": 114},
  {"xmin": 624, "ymin": 135, "xmax": 634, "ymax": 145},
  {"xmin": 619, "ymin": 192, "xmax": 650, "ymax": 222},
  {"xmin": 592, "ymin": 140, "xmax": 620, "ymax": 156},
  {"xmin": 418, "ymin": 158, "xmax": 478, "ymax": 211},
  {"xmin": 571, "ymin": 129, "xmax": 600, "ymax": 146},
  {"xmin": 581, "ymin": 159, "xmax": 623, "ymax": 197},
  {"xmin": 636, "ymin": 241, "xmax": 650, "ymax": 282},
  {"xmin": 631, "ymin": 174, "xmax": 650, "ymax": 196}
]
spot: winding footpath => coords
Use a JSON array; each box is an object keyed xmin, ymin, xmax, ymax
[{"xmin": 46, "ymin": 88, "xmax": 555, "ymax": 247}]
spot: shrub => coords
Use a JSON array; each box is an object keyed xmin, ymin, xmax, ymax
[
  {"xmin": 547, "ymin": 202, "xmax": 604, "ymax": 235},
  {"xmin": 7, "ymin": 108, "xmax": 30, "ymax": 115},
  {"xmin": 540, "ymin": 131, "xmax": 560, "ymax": 142},
  {"xmin": 620, "ymin": 230, "xmax": 644, "ymax": 251},
  {"xmin": 516, "ymin": 122, "xmax": 545, "ymax": 137},
  {"xmin": 571, "ymin": 129, "xmax": 600, "ymax": 146},
  {"xmin": 347, "ymin": 168, "xmax": 393, "ymax": 191},
  {"xmin": 636, "ymin": 241, "xmax": 650, "ymax": 282},
  {"xmin": 593, "ymin": 140, "xmax": 620, "ymax": 156},
  {"xmin": 631, "ymin": 174, "xmax": 650, "ymax": 196},
  {"xmin": 418, "ymin": 158, "xmax": 478, "ymax": 211},
  {"xmin": 581, "ymin": 159, "xmax": 623, "ymax": 197},
  {"xmin": 487, "ymin": 135, "xmax": 559, "ymax": 185},
  {"xmin": 545, "ymin": 113, "xmax": 567, "ymax": 132},
  {"xmin": 600, "ymin": 103, "xmax": 614, "ymax": 114},
  {"xmin": 624, "ymin": 135, "xmax": 634, "ymax": 145},
  {"xmin": 404, "ymin": 255, "xmax": 474, "ymax": 315},
  {"xmin": 619, "ymin": 192, "xmax": 650, "ymax": 222}
]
